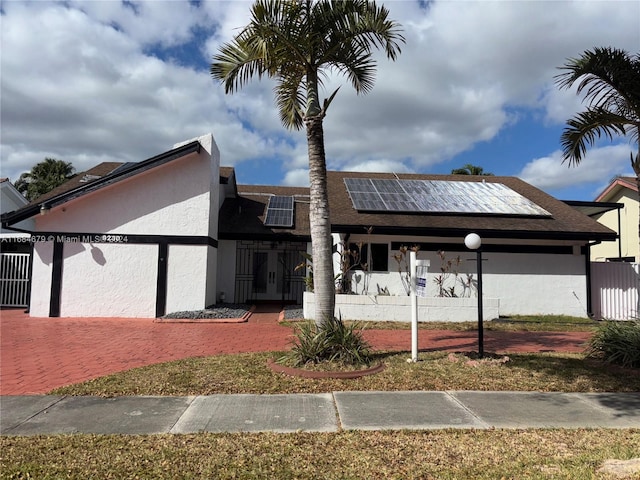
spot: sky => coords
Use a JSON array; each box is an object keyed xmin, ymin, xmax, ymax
[{"xmin": 1, "ymin": 0, "xmax": 639, "ymax": 202}]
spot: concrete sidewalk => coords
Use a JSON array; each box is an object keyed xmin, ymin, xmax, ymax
[{"xmin": 2, "ymin": 391, "xmax": 639, "ymax": 435}]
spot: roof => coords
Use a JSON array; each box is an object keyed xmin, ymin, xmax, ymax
[
  {"xmin": 595, "ymin": 176, "xmax": 638, "ymax": 202},
  {"xmin": 1, "ymin": 141, "xmax": 200, "ymax": 226},
  {"xmin": 218, "ymin": 184, "xmax": 311, "ymax": 241},
  {"xmin": 325, "ymin": 171, "xmax": 615, "ymax": 241},
  {"xmin": 1, "ymin": 147, "xmax": 616, "ymax": 244},
  {"xmin": 25, "ymin": 162, "xmax": 125, "ymax": 207}
]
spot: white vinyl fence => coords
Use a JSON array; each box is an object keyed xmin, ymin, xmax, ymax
[
  {"xmin": 0, "ymin": 253, "xmax": 31, "ymax": 307},
  {"xmin": 591, "ymin": 262, "xmax": 639, "ymax": 320}
]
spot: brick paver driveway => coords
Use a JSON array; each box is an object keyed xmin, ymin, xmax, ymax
[{"xmin": 1, "ymin": 307, "xmax": 591, "ymax": 395}]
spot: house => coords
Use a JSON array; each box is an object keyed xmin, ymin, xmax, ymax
[
  {"xmin": 1, "ymin": 178, "xmax": 34, "ymax": 307},
  {"xmin": 1, "ymin": 133, "xmax": 617, "ymax": 320},
  {"xmin": 589, "ymin": 176, "xmax": 638, "ymax": 263},
  {"xmin": 1, "ymin": 178, "xmax": 33, "ymax": 248}
]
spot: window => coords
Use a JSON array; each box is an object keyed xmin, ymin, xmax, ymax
[{"xmin": 349, "ymin": 242, "xmax": 388, "ymax": 272}]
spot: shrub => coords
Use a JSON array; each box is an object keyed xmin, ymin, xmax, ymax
[
  {"xmin": 585, "ymin": 320, "xmax": 640, "ymax": 368},
  {"xmin": 280, "ymin": 316, "xmax": 372, "ymax": 368}
]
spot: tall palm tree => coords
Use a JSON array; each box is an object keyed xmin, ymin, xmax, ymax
[
  {"xmin": 555, "ymin": 47, "xmax": 640, "ymax": 251},
  {"xmin": 14, "ymin": 158, "xmax": 75, "ymax": 202},
  {"xmin": 450, "ymin": 164, "xmax": 493, "ymax": 175},
  {"xmin": 211, "ymin": 0, "xmax": 404, "ymax": 324}
]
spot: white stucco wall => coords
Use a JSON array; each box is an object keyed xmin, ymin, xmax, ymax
[
  {"xmin": 29, "ymin": 133, "xmax": 221, "ymax": 318},
  {"xmin": 166, "ymin": 244, "xmax": 208, "ymax": 313},
  {"xmin": 332, "ymin": 234, "xmax": 589, "ymax": 319},
  {"xmin": 199, "ymin": 134, "xmax": 220, "ymax": 305},
  {"xmin": 60, "ymin": 243, "xmax": 157, "ymax": 317},
  {"xmin": 29, "ymin": 241, "xmax": 53, "ymax": 316}
]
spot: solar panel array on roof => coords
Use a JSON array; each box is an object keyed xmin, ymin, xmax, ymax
[
  {"xmin": 264, "ymin": 195, "xmax": 295, "ymax": 227},
  {"xmin": 344, "ymin": 178, "xmax": 551, "ymax": 216}
]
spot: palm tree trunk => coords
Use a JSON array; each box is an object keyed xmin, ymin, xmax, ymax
[
  {"xmin": 633, "ymin": 143, "xmax": 640, "ymax": 261},
  {"xmin": 306, "ymin": 113, "xmax": 335, "ymax": 325}
]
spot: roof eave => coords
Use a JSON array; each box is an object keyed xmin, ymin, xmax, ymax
[{"xmin": 331, "ymin": 224, "xmax": 617, "ymax": 242}]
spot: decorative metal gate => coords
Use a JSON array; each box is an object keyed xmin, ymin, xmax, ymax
[
  {"xmin": 0, "ymin": 253, "xmax": 31, "ymax": 307},
  {"xmin": 235, "ymin": 240, "xmax": 307, "ymax": 304}
]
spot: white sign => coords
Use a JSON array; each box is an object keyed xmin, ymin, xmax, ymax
[{"xmin": 416, "ymin": 260, "xmax": 430, "ymax": 298}]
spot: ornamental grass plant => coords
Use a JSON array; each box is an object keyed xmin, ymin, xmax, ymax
[
  {"xmin": 279, "ymin": 315, "xmax": 372, "ymax": 368},
  {"xmin": 585, "ymin": 319, "xmax": 640, "ymax": 368}
]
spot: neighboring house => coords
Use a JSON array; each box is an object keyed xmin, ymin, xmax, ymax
[
  {"xmin": 1, "ymin": 178, "xmax": 34, "ymax": 248},
  {"xmin": 1, "ymin": 133, "xmax": 617, "ymax": 319},
  {"xmin": 589, "ymin": 177, "xmax": 639, "ymax": 262},
  {"xmin": 1, "ymin": 178, "xmax": 34, "ymax": 307}
]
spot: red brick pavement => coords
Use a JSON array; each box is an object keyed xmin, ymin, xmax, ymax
[{"xmin": 0, "ymin": 307, "xmax": 591, "ymax": 395}]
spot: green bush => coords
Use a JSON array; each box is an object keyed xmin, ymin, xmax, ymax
[
  {"xmin": 280, "ymin": 316, "xmax": 372, "ymax": 368},
  {"xmin": 585, "ymin": 320, "xmax": 640, "ymax": 368}
]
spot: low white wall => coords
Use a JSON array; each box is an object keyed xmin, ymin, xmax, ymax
[{"xmin": 303, "ymin": 292, "xmax": 499, "ymax": 323}]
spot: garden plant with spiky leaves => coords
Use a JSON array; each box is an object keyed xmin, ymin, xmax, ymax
[
  {"xmin": 211, "ymin": 0, "xmax": 404, "ymax": 325},
  {"xmin": 556, "ymin": 47, "xmax": 640, "ymax": 248}
]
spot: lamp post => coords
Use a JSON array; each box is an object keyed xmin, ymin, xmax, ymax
[{"xmin": 464, "ymin": 233, "xmax": 484, "ymax": 358}]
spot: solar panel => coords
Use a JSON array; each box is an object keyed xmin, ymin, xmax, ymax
[
  {"xmin": 264, "ymin": 195, "xmax": 294, "ymax": 227},
  {"xmin": 344, "ymin": 178, "xmax": 551, "ymax": 216}
]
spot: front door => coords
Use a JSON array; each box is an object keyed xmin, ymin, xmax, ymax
[
  {"xmin": 253, "ymin": 250, "xmax": 287, "ymax": 300},
  {"xmin": 234, "ymin": 240, "xmax": 307, "ymax": 304}
]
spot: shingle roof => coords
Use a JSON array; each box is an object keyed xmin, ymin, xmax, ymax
[
  {"xmin": 325, "ymin": 171, "xmax": 614, "ymax": 241},
  {"xmin": 218, "ymin": 184, "xmax": 311, "ymax": 240},
  {"xmin": 595, "ymin": 176, "xmax": 638, "ymax": 202},
  {"xmin": 219, "ymin": 171, "xmax": 615, "ymax": 242},
  {"xmin": 26, "ymin": 162, "xmax": 124, "ymax": 207}
]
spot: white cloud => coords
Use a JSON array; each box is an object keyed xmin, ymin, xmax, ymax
[
  {"xmin": 518, "ymin": 144, "xmax": 633, "ymax": 190},
  {"xmin": 341, "ymin": 159, "xmax": 413, "ymax": 174},
  {"xmin": 1, "ymin": 0, "xmax": 638, "ymax": 201},
  {"xmin": 282, "ymin": 169, "xmax": 309, "ymax": 187}
]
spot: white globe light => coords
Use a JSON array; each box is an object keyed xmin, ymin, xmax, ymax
[{"xmin": 465, "ymin": 233, "xmax": 481, "ymax": 250}]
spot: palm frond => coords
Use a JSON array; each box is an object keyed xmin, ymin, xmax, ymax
[
  {"xmin": 211, "ymin": 36, "xmax": 267, "ymax": 93},
  {"xmin": 560, "ymin": 108, "xmax": 628, "ymax": 166},
  {"xmin": 275, "ymin": 72, "xmax": 306, "ymax": 130},
  {"xmin": 329, "ymin": 47, "xmax": 377, "ymax": 94},
  {"xmin": 556, "ymin": 47, "xmax": 640, "ymax": 117},
  {"xmin": 211, "ymin": 0, "xmax": 405, "ymax": 127}
]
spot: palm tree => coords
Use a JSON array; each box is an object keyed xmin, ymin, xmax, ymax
[
  {"xmin": 450, "ymin": 164, "xmax": 493, "ymax": 175},
  {"xmin": 14, "ymin": 158, "xmax": 75, "ymax": 201},
  {"xmin": 211, "ymin": 0, "xmax": 404, "ymax": 324},
  {"xmin": 555, "ymin": 47, "xmax": 640, "ymax": 251}
]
